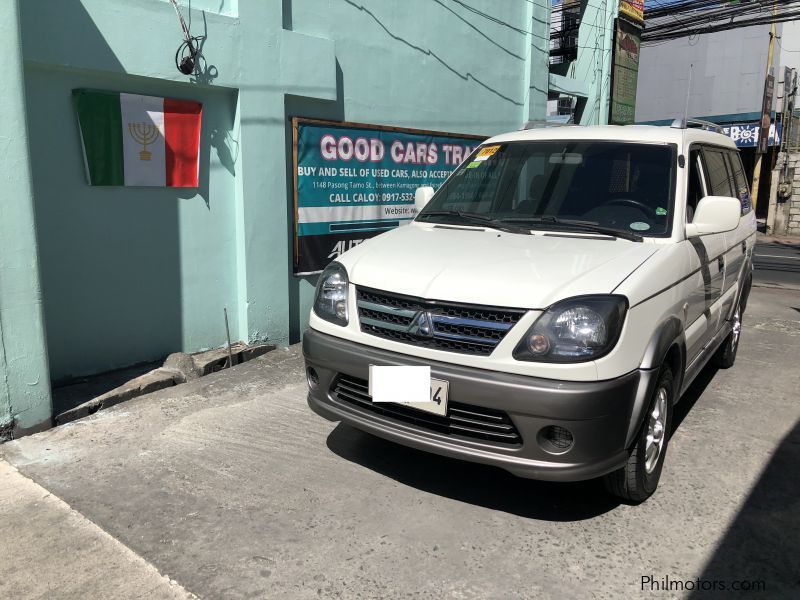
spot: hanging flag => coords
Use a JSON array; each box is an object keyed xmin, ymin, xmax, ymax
[{"xmin": 73, "ymin": 89, "xmax": 202, "ymax": 187}]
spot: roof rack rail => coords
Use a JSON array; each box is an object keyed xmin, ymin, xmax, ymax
[{"xmin": 670, "ymin": 117, "xmax": 724, "ymax": 134}]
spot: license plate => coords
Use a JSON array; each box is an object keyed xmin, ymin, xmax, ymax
[{"xmin": 406, "ymin": 378, "xmax": 449, "ymax": 417}]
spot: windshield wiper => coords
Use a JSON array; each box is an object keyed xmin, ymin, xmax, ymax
[
  {"xmin": 503, "ymin": 216, "xmax": 643, "ymax": 242},
  {"xmin": 418, "ymin": 210, "xmax": 531, "ymax": 235}
]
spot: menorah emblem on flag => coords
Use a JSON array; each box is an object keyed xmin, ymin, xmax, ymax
[{"xmin": 128, "ymin": 122, "xmax": 161, "ymax": 161}]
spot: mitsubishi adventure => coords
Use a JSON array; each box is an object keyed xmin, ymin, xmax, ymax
[{"xmin": 303, "ymin": 121, "xmax": 756, "ymax": 502}]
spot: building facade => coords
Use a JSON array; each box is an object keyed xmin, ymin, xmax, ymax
[
  {"xmin": 548, "ymin": 0, "xmax": 619, "ymax": 124},
  {"xmin": 0, "ymin": 0, "xmax": 619, "ymax": 438}
]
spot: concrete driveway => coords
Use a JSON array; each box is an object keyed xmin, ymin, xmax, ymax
[{"xmin": 1, "ymin": 286, "xmax": 798, "ymax": 599}]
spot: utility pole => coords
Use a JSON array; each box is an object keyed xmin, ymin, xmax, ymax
[{"xmin": 750, "ymin": 0, "xmax": 778, "ymax": 211}]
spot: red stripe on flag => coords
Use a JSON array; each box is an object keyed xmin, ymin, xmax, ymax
[{"xmin": 164, "ymin": 98, "xmax": 202, "ymax": 187}]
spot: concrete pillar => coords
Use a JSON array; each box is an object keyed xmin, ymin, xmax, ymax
[{"xmin": 0, "ymin": 0, "xmax": 53, "ymax": 439}]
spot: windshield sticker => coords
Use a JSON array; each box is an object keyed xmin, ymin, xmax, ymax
[
  {"xmin": 655, "ymin": 207, "xmax": 667, "ymax": 216},
  {"xmin": 465, "ymin": 161, "xmax": 482, "ymax": 169},
  {"xmin": 474, "ymin": 145, "xmax": 501, "ymax": 161},
  {"xmin": 630, "ymin": 222, "xmax": 651, "ymax": 231}
]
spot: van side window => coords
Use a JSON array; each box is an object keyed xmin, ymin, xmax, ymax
[
  {"xmin": 686, "ymin": 150, "xmax": 705, "ymax": 223},
  {"xmin": 727, "ymin": 150, "xmax": 753, "ymax": 215},
  {"xmin": 701, "ymin": 148, "xmax": 735, "ymax": 198}
]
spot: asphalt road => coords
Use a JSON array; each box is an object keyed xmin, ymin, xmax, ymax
[
  {"xmin": 753, "ymin": 240, "xmax": 800, "ymax": 289},
  {"xmin": 1, "ymin": 287, "xmax": 799, "ymax": 599}
]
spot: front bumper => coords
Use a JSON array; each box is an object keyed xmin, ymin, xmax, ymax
[{"xmin": 303, "ymin": 329, "xmax": 657, "ymax": 482}]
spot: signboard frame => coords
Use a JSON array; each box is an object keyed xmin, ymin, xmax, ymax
[{"xmin": 290, "ymin": 117, "xmax": 485, "ymax": 275}]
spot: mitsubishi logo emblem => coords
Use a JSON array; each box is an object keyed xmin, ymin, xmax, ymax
[{"xmin": 408, "ymin": 311, "xmax": 434, "ymax": 338}]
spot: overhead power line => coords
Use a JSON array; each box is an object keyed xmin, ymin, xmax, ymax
[{"xmin": 641, "ymin": 0, "xmax": 800, "ymax": 44}]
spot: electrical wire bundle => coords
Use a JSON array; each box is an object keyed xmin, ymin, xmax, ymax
[
  {"xmin": 169, "ymin": 0, "xmax": 201, "ymax": 75},
  {"xmin": 642, "ymin": 0, "xmax": 800, "ymax": 45}
]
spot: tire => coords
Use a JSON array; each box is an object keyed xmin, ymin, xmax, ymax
[
  {"xmin": 712, "ymin": 301, "xmax": 742, "ymax": 369},
  {"xmin": 603, "ymin": 365, "xmax": 674, "ymax": 503}
]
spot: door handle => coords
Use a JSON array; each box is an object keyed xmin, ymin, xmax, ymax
[
  {"xmin": 718, "ymin": 256, "xmax": 725, "ymax": 271},
  {"xmin": 741, "ymin": 241, "xmax": 747, "ymax": 254}
]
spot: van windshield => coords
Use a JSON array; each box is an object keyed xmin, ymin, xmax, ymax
[{"xmin": 417, "ymin": 141, "xmax": 677, "ymax": 237}]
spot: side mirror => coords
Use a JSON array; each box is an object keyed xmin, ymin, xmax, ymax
[
  {"xmin": 414, "ymin": 186, "xmax": 434, "ymax": 214},
  {"xmin": 685, "ymin": 196, "xmax": 741, "ymax": 237}
]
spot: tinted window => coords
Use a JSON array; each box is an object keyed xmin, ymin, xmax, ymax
[
  {"xmin": 702, "ymin": 149, "xmax": 735, "ymax": 197},
  {"xmin": 727, "ymin": 151, "xmax": 753, "ymax": 214},
  {"xmin": 421, "ymin": 141, "xmax": 676, "ymax": 237}
]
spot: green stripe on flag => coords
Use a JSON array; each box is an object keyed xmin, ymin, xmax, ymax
[{"xmin": 73, "ymin": 90, "xmax": 124, "ymax": 186}]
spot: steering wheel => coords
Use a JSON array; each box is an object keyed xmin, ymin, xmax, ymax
[{"xmin": 606, "ymin": 198, "xmax": 655, "ymax": 216}]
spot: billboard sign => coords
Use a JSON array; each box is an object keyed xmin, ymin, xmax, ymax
[
  {"xmin": 619, "ymin": 0, "xmax": 644, "ymax": 26},
  {"xmin": 609, "ymin": 18, "xmax": 641, "ymax": 125},
  {"xmin": 292, "ymin": 119, "xmax": 483, "ymax": 274},
  {"xmin": 722, "ymin": 122, "xmax": 782, "ymax": 148}
]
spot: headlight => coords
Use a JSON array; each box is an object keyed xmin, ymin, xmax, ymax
[
  {"xmin": 313, "ymin": 262, "xmax": 349, "ymax": 326},
  {"xmin": 513, "ymin": 296, "xmax": 627, "ymax": 362}
]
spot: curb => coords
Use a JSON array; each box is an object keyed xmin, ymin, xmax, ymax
[{"xmin": 54, "ymin": 343, "xmax": 275, "ymax": 426}]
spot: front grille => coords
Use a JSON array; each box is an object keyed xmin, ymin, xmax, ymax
[
  {"xmin": 332, "ymin": 374, "xmax": 522, "ymax": 446},
  {"xmin": 356, "ymin": 287, "xmax": 524, "ymax": 356}
]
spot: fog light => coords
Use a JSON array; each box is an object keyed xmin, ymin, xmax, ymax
[
  {"xmin": 335, "ymin": 301, "xmax": 347, "ymax": 320},
  {"xmin": 528, "ymin": 333, "xmax": 550, "ymax": 355},
  {"xmin": 306, "ymin": 367, "xmax": 319, "ymax": 389},
  {"xmin": 538, "ymin": 425, "xmax": 574, "ymax": 454}
]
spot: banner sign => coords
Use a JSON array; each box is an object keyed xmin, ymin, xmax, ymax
[
  {"xmin": 619, "ymin": 0, "xmax": 644, "ymax": 26},
  {"xmin": 722, "ymin": 122, "xmax": 782, "ymax": 148},
  {"xmin": 292, "ymin": 118, "xmax": 483, "ymax": 274},
  {"xmin": 609, "ymin": 19, "xmax": 641, "ymax": 125}
]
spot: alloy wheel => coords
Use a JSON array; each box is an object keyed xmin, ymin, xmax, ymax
[
  {"xmin": 731, "ymin": 304, "xmax": 742, "ymax": 351},
  {"xmin": 645, "ymin": 387, "xmax": 668, "ymax": 474}
]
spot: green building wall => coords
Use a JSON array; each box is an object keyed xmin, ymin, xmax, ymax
[
  {"xmin": 1, "ymin": 0, "xmax": 613, "ymax": 436},
  {"xmin": 1, "ymin": 1, "xmax": 53, "ymax": 438}
]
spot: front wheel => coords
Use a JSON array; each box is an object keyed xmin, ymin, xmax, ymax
[{"xmin": 603, "ymin": 366, "xmax": 674, "ymax": 503}]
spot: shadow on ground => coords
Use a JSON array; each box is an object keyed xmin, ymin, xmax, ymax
[
  {"xmin": 52, "ymin": 360, "xmax": 162, "ymax": 417},
  {"xmin": 673, "ymin": 363, "xmax": 719, "ymax": 433},
  {"xmin": 326, "ymin": 423, "xmax": 620, "ymax": 522},
  {"xmin": 689, "ymin": 419, "xmax": 800, "ymax": 598}
]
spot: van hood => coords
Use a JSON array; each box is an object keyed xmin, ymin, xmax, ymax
[{"xmin": 337, "ymin": 223, "xmax": 660, "ymax": 309}]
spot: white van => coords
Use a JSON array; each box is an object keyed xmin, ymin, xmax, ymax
[{"xmin": 303, "ymin": 121, "xmax": 756, "ymax": 502}]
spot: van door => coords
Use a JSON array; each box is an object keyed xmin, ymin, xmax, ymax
[
  {"xmin": 699, "ymin": 147, "xmax": 737, "ymax": 335},
  {"xmin": 684, "ymin": 147, "xmax": 729, "ymax": 364},
  {"xmin": 683, "ymin": 149, "xmax": 711, "ymax": 363}
]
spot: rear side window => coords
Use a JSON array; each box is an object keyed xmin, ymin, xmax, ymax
[
  {"xmin": 727, "ymin": 151, "xmax": 753, "ymax": 215},
  {"xmin": 702, "ymin": 148, "xmax": 735, "ymax": 198}
]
